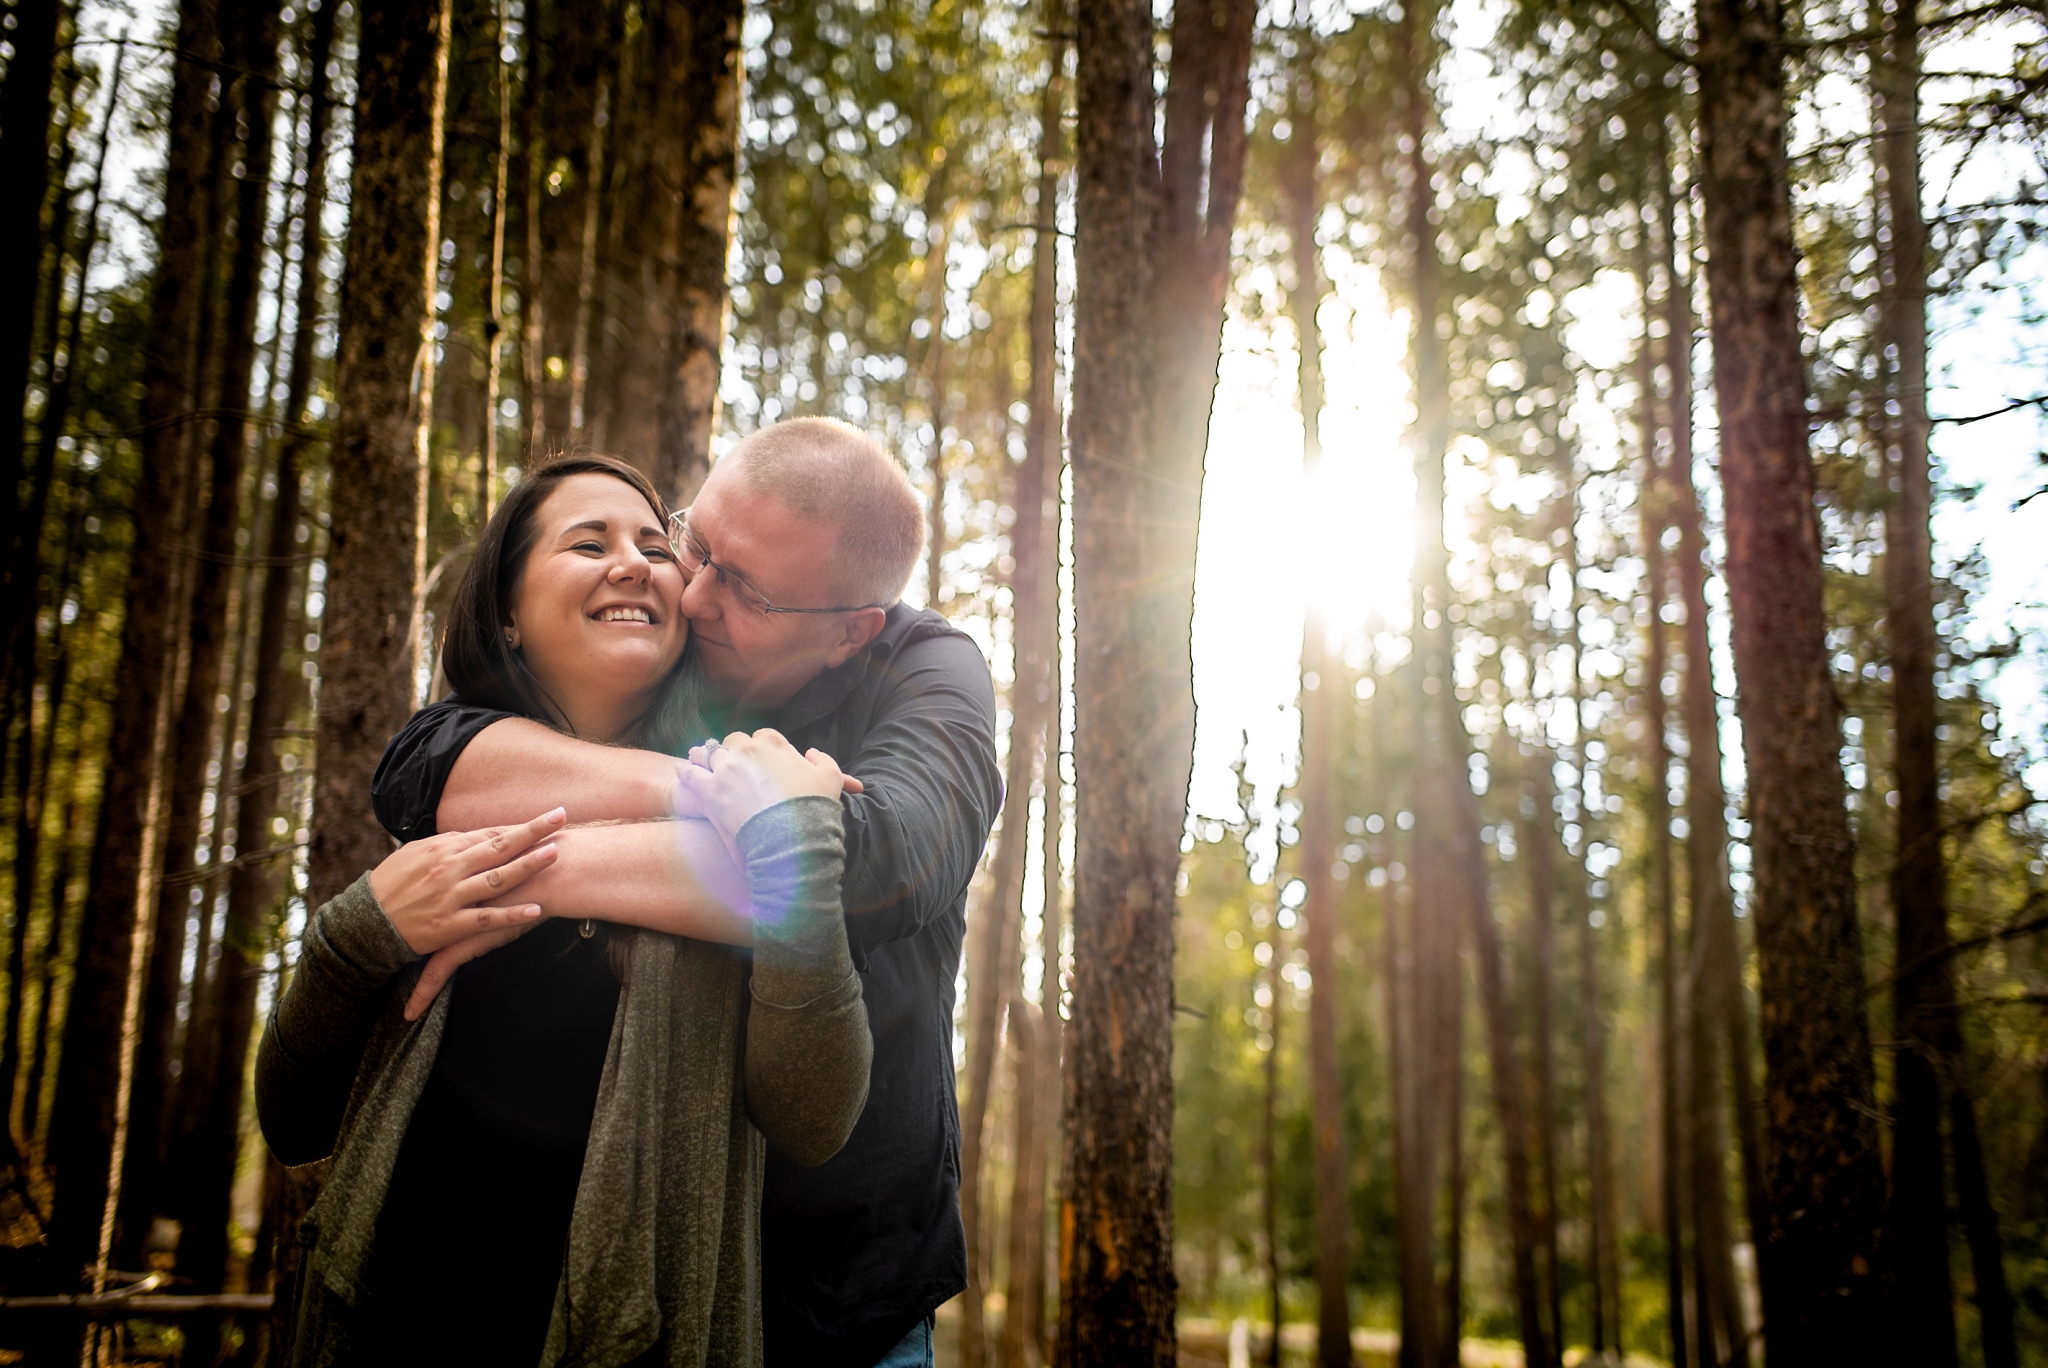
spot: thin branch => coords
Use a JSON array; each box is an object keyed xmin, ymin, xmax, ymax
[
  {"xmin": 1870, "ymin": 898, "xmax": 2048, "ymax": 992},
  {"xmin": 1933, "ymin": 394, "xmax": 2048, "ymax": 424}
]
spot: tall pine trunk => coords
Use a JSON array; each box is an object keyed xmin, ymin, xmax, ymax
[
  {"xmin": 122, "ymin": 0, "xmax": 284, "ymax": 1260},
  {"xmin": 1692, "ymin": 1, "xmax": 1889, "ymax": 1356},
  {"xmin": 1520, "ymin": 747, "xmax": 1565, "ymax": 1368},
  {"xmin": 0, "ymin": 0, "xmax": 62, "ymax": 577},
  {"xmin": 1286, "ymin": 36, "xmax": 1354, "ymax": 1365},
  {"xmin": 310, "ymin": 0, "xmax": 452, "ymax": 910},
  {"xmin": 976, "ymin": 27, "xmax": 1068, "ymax": 1366},
  {"xmin": 1394, "ymin": 11, "xmax": 1444, "ymax": 1363},
  {"xmin": 1059, "ymin": 0, "xmax": 1252, "ymax": 1359},
  {"xmin": 1656, "ymin": 138, "xmax": 1754, "ymax": 1368},
  {"xmin": 602, "ymin": 0, "xmax": 740, "ymax": 504},
  {"xmin": 1640, "ymin": 353, "xmax": 1690, "ymax": 1368},
  {"xmin": 1873, "ymin": 2, "xmax": 2017, "ymax": 1363},
  {"xmin": 1564, "ymin": 461, "xmax": 1621, "ymax": 1359},
  {"xmin": 172, "ymin": 0, "xmax": 334, "ymax": 1330},
  {"xmin": 41, "ymin": 0, "xmax": 222, "ymax": 1307},
  {"xmin": 1000, "ymin": 29, "xmax": 1066, "ymax": 1368}
]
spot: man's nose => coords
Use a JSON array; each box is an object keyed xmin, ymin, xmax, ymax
[{"xmin": 678, "ymin": 561, "xmax": 720, "ymax": 617}]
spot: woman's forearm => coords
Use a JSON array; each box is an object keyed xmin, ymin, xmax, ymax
[
  {"xmin": 523, "ymin": 819, "xmax": 754, "ymax": 945},
  {"xmin": 437, "ymin": 718, "xmax": 685, "ymax": 831}
]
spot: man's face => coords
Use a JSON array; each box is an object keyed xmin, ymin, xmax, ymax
[{"xmin": 677, "ymin": 468, "xmax": 886, "ymax": 709}]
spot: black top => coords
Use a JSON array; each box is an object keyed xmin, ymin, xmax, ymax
[
  {"xmin": 372, "ymin": 603, "xmax": 1002, "ymax": 1367},
  {"xmin": 363, "ymin": 917, "xmax": 621, "ymax": 1365}
]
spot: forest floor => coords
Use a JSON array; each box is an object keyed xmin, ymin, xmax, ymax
[{"xmin": 931, "ymin": 1300, "xmax": 1670, "ymax": 1367}]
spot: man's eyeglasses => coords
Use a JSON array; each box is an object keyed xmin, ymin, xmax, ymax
[{"xmin": 668, "ymin": 510, "xmax": 890, "ymax": 617}]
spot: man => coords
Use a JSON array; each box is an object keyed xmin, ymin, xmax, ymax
[{"xmin": 371, "ymin": 418, "xmax": 1002, "ymax": 1368}]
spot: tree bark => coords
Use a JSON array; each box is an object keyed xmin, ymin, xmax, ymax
[
  {"xmin": 1286, "ymin": 35, "xmax": 1353, "ymax": 1366},
  {"xmin": 601, "ymin": 0, "xmax": 739, "ymax": 505},
  {"xmin": 1519, "ymin": 748, "xmax": 1565, "ymax": 1368},
  {"xmin": 1395, "ymin": 12, "xmax": 1444, "ymax": 1365},
  {"xmin": 1640, "ymin": 357, "xmax": 1690, "ymax": 1368},
  {"xmin": 1872, "ymin": 3, "xmax": 2017, "ymax": 1364},
  {"xmin": 121, "ymin": 0, "xmax": 284, "ymax": 1262},
  {"xmin": 1261, "ymin": 926, "xmax": 1283, "ymax": 1368},
  {"xmin": 3, "ymin": 39, "xmax": 123, "ymax": 1167},
  {"xmin": 1058, "ymin": 0, "xmax": 1251, "ymax": 1360},
  {"xmin": 1692, "ymin": 1, "xmax": 1890, "ymax": 1357},
  {"xmin": 42, "ymin": 0, "xmax": 222, "ymax": 1306},
  {"xmin": 1563, "ymin": 461, "xmax": 1621, "ymax": 1360},
  {"xmin": 170, "ymin": 0, "xmax": 333, "ymax": 1330},
  {"xmin": 311, "ymin": 0, "xmax": 452, "ymax": 912},
  {"xmin": 1656, "ymin": 138, "xmax": 1753, "ymax": 1368},
  {"xmin": 980, "ymin": 30, "xmax": 1068, "ymax": 1366},
  {"xmin": 0, "ymin": 0, "xmax": 62, "ymax": 577}
]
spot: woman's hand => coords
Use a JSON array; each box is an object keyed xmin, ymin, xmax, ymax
[
  {"xmin": 368, "ymin": 808, "xmax": 563, "ymax": 958},
  {"xmin": 681, "ymin": 730, "xmax": 853, "ymax": 845},
  {"xmin": 405, "ymin": 925, "xmax": 532, "ymax": 1021}
]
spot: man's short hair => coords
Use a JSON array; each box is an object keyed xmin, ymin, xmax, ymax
[{"xmin": 722, "ymin": 417, "xmax": 926, "ymax": 607}]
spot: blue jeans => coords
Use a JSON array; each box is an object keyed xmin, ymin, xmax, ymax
[{"xmin": 871, "ymin": 1314, "xmax": 935, "ymax": 1368}]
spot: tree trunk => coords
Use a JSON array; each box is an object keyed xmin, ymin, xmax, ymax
[
  {"xmin": 172, "ymin": 0, "xmax": 334, "ymax": 1332},
  {"xmin": 1872, "ymin": 3, "xmax": 2017, "ymax": 1364},
  {"xmin": 1519, "ymin": 749, "xmax": 1565, "ymax": 1368},
  {"xmin": 1394, "ymin": 12, "xmax": 1444, "ymax": 1365},
  {"xmin": 483, "ymin": 0, "xmax": 513, "ymax": 520},
  {"xmin": 984, "ymin": 29, "xmax": 1068, "ymax": 1366},
  {"xmin": 1035, "ymin": 679, "xmax": 1066, "ymax": 1368},
  {"xmin": 0, "ymin": 0, "xmax": 62, "ymax": 575},
  {"xmin": 1563, "ymin": 461, "xmax": 1621, "ymax": 1359},
  {"xmin": 310, "ymin": 0, "xmax": 453, "ymax": 911},
  {"xmin": 1692, "ymin": 1, "xmax": 1890, "ymax": 1357},
  {"xmin": 600, "ymin": 0, "xmax": 739, "ymax": 505},
  {"xmin": 1059, "ymin": 0, "xmax": 1252, "ymax": 1360},
  {"xmin": 1286, "ymin": 36, "xmax": 1353, "ymax": 1367},
  {"xmin": 1636, "ymin": 264, "xmax": 1692, "ymax": 1368},
  {"xmin": 41, "ymin": 0, "xmax": 222, "ymax": 1307},
  {"xmin": 1448, "ymin": 720, "xmax": 1549, "ymax": 1367},
  {"xmin": 1262, "ymin": 927, "xmax": 1283, "ymax": 1368},
  {"xmin": 122, "ymin": 0, "xmax": 284, "ymax": 1261},
  {"xmin": 4, "ymin": 40, "xmax": 123, "ymax": 1166},
  {"xmin": 1656, "ymin": 136, "xmax": 1753, "ymax": 1368}
]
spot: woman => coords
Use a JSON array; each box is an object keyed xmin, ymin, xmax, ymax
[{"xmin": 257, "ymin": 456, "xmax": 871, "ymax": 1367}]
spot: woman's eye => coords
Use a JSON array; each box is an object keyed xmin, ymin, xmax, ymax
[
  {"xmin": 572, "ymin": 541, "xmax": 606, "ymax": 554},
  {"xmin": 643, "ymin": 545, "xmax": 675, "ymax": 561}
]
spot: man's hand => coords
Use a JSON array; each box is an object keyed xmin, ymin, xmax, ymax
[
  {"xmin": 670, "ymin": 752, "xmax": 864, "ymax": 818},
  {"xmin": 368, "ymin": 808, "xmax": 563, "ymax": 957},
  {"xmin": 681, "ymin": 730, "xmax": 855, "ymax": 846}
]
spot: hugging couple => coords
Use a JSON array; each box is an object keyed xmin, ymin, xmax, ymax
[{"xmin": 256, "ymin": 418, "xmax": 1004, "ymax": 1368}]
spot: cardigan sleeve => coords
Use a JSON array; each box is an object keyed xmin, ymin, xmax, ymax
[
  {"xmin": 737, "ymin": 796, "xmax": 873, "ymax": 1167},
  {"xmin": 255, "ymin": 873, "xmax": 421, "ymax": 1166}
]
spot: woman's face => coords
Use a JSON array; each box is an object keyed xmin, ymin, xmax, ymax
[{"xmin": 507, "ymin": 473, "xmax": 688, "ymax": 739}]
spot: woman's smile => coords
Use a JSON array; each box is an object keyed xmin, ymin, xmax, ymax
[{"xmin": 508, "ymin": 472, "xmax": 690, "ymax": 741}]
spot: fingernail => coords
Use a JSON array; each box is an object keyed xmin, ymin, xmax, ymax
[
  {"xmin": 546, "ymin": 807, "xmax": 566, "ymax": 824},
  {"xmin": 538, "ymin": 842, "xmax": 558, "ymax": 858},
  {"xmin": 524, "ymin": 905, "xmax": 543, "ymax": 918}
]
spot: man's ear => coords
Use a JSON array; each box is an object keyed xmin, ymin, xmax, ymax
[{"xmin": 824, "ymin": 606, "xmax": 888, "ymax": 667}]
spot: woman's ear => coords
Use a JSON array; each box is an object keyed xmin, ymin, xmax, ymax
[{"xmin": 504, "ymin": 622, "xmax": 521, "ymax": 649}]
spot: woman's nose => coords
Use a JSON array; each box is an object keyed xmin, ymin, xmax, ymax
[{"xmin": 610, "ymin": 546, "xmax": 651, "ymax": 582}]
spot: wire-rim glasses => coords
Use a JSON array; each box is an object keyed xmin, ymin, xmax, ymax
[{"xmin": 668, "ymin": 509, "xmax": 890, "ymax": 616}]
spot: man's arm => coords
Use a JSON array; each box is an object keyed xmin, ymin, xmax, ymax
[
  {"xmin": 438, "ymin": 717, "xmax": 683, "ymax": 832},
  {"xmin": 834, "ymin": 632, "xmax": 1002, "ymax": 955}
]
